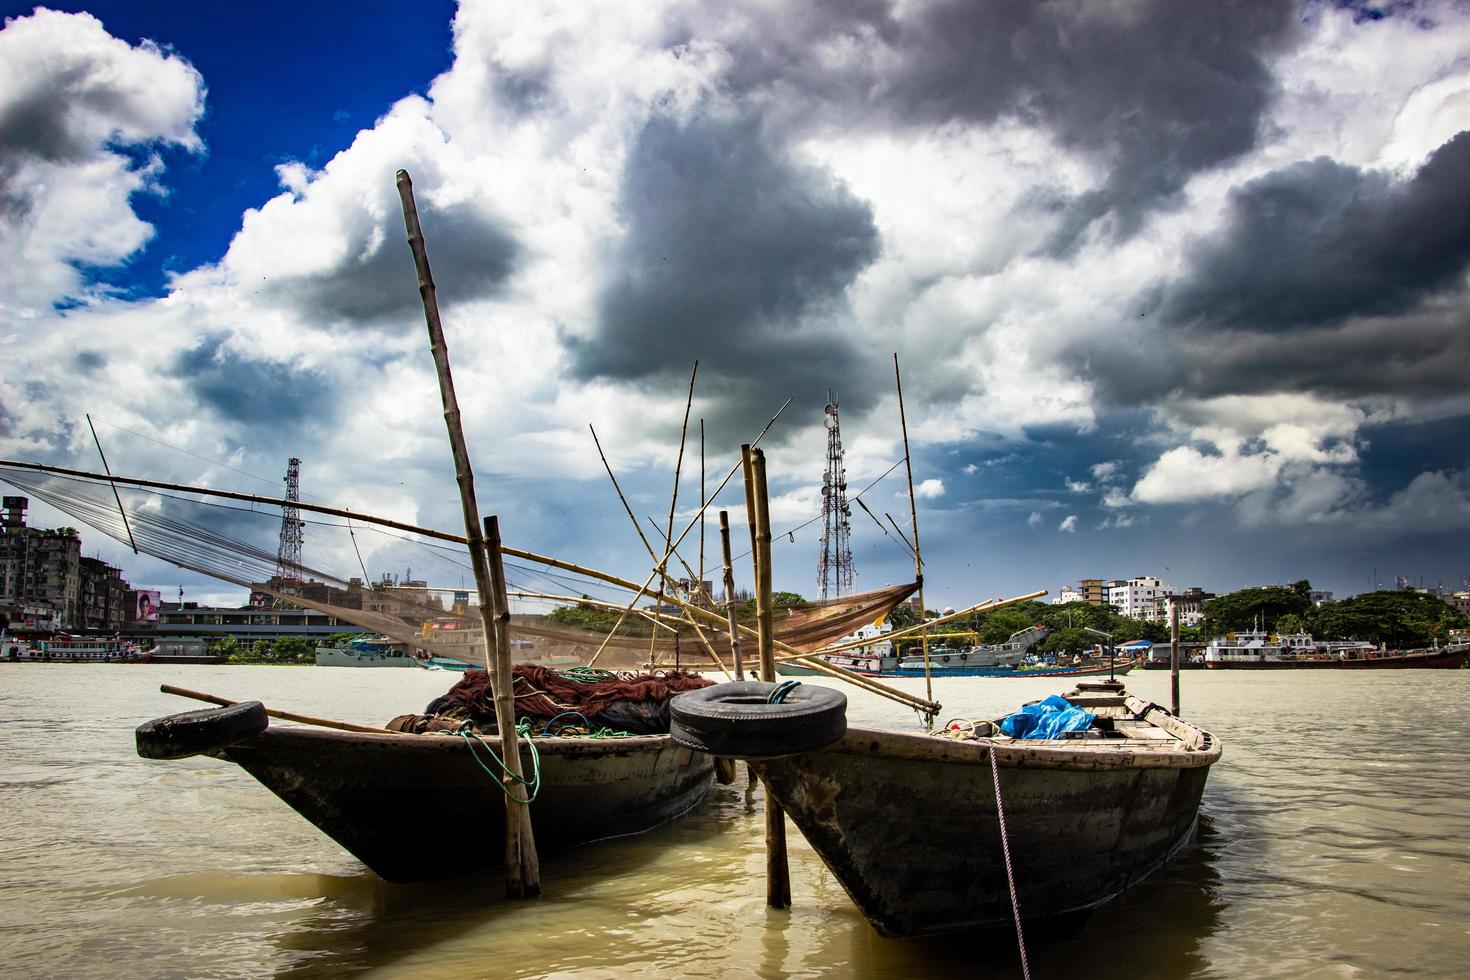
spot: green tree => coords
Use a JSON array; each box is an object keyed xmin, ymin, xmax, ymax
[
  {"xmin": 1203, "ymin": 587, "xmax": 1312, "ymax": 637},
  {"xmin": 271, "ymin": 636, "xmax": 313, "ymax": 662}
]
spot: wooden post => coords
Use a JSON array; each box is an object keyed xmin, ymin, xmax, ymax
[
  {"xmin": 1170, "ymin": 597, "xmax": 1181, "ymax": 716},
  {"xmin": 396, "ymin": 169, "xmax": 539, "ymax": 898},
  {"xmin": 748, "ymin": 447, "xmax": 790, "ymax": 909},
  {"xmin": 719, "ymin": 511, "xmax": 744, "ymax": 681},
  {"xmin": 894, "ymin": 354, "xmax": 932, "ymax": 715}
]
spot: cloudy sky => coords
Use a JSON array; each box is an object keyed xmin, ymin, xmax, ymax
[{"xmin": 2, "ymin": 0, "xmax": 1469, "ymax": 610}]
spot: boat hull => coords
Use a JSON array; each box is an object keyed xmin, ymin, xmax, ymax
[
  {"xmin": 752, "ymin": 723, "xmax": 1216, "ymax": 938},
  {"xmin": 216, "ymin": 726, "xmax": 715, "ymax": 882},
  {"xmin": 884, "ymin": 659, "xmax": 1137, "ymax": 679},
  {"xmin": 1202, "ymin": 646, "xmax": 1466, "ymax": 669}
]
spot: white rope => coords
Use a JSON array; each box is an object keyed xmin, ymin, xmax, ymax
[{"xmin": 988, "ymin": 742, "xmax": 1031, "ymax": 980}]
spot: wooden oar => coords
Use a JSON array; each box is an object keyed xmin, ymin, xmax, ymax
[{"xmin": 160, "ymin": 684, "xmax": 396, "ymax": 735}]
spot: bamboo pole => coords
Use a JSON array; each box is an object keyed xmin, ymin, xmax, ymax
[
  {"xmin": 86, "ymin": 414, "xmax": 137, "ymax": 554},
  {"xmin": 397, "ymin": 169, "xmax": 538, "ymax": 898},
  {"xmin": 160, "ymin": 684, "xmax": 396, "ymax": 734},
  {"xmin": 719, "ymin": 510, "xmax": 744, "ymax": 681},
  {"xmin": 1170, "ymin": 597, "xmax": 1181, "ymax": 716},
  {"xmin": 748, "ymin": 447, "xmax": 790, "ymax": 910},
  {"xmin": 893, "ymin": 353, "xmax": 932, "ymax": 717},
  {"xmin": 649, "ymin": 361, "xmax": 699, "ymax": 665},
  {"xmin": 585, "ymin": 398, "xmax": 791, "ymax": 665},
  {"xmin": 699, "ymin": 419, "xmax": 706, "ymax": 600},
  {"xmin": 486, "ymin": 515, "xmax": 540, "ymax": 892},
  {"xmin": 584, "ymin": 423, "xmax": 727, "ymax": 674}
]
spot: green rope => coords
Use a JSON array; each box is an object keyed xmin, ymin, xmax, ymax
[
  {"xmin": 558, "ymin": 666, "xmax": 616, "ymax": 683},
  {"xmin": 457, "ymin": 720, "xmax": 542, "ymax": 804},
  {"xmin": 768, "ymin": 679, "xmax": 801, "ymax": 703}
]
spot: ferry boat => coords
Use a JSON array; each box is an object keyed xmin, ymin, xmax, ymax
[{"xmin": 2, "ymin": 633, "xmax": 148, "ymax": 663}]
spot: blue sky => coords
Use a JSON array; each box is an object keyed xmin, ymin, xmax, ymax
[{"xmin": 2, "ymin": 1, "xmax": 1469, "ymax": 611}]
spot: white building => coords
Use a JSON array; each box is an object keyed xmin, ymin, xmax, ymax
[
  {"xmin": 1107, "ymin": 576, "xmax": 1174, "ymax": 620},
  {"xmin": 1052, "ymin": 585, "xmax": 1084, "ymax": 605}
]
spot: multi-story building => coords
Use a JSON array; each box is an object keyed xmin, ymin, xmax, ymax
[
  {"xmin": 1079, "ymin": 579, "xmax": 1107, "ymax": 605},
  {"xmin": 1, "ymin": 497, "xmax": 83, "ymax": 630},
  {"xmin": 78, "ymin": 556, "xmax": 131, "ymax": 631},
  {"xmin": 1052, "ymin": 585, "xmax": 1084, "ymax": 605},
  {"xmin": 1107, "ymin": 576, "xmax": 1175, "ymax": 620},
  {"xmin": 1164, "ymin": 587, "xmax": 1214, "ymax": 628}
]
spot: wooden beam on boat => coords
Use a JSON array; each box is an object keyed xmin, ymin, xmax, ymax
[
  {"xmin": 719, "ymin": 511, "xmax": 745, "ymax": 681},
  {"xmin": 160, "ymin": 684, "xmax": 396, "ymax": 735},
  {"xmin": 893, "ymin": 352, "xmax": 932, "ymax": 714},
  {"xmin": 397, "ymin": 168, "xmax": 539, "ymax": 899}
]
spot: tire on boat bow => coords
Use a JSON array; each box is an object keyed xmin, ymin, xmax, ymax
[
  {"xmin": 670, "ymin": 681, "xmax": 846, "ymax": 758},
  {"xmin": 135, "ymin": 701, "xmax": 269, "ymax": 760}
]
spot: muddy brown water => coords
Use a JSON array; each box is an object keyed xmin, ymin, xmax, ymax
[{"xmin": 1, "ymin": 665, "xmax": 1466, "ymax": 978}]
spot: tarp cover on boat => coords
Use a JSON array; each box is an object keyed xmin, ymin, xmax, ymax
[{"xmin": 999, "ymin": 695, "xmax": 1095, "ymax": 740}]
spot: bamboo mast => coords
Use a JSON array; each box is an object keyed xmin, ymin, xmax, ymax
[
  {"xmin": 588, "ymin": 425, "xmax": 729, "ymax": 674},
  {"xmin": 748, "ymin": 446, "xmax": 790, "ymax": 909},
  {"xmin": 648, "ymin": 362, "xmax": 698, "ymax": 665},
  {"xmin": 85, "ymin": 414, "xmax": 137, "ymax": 554},
  {"xmin": 699, "ymin": 419, "xmax": 706, "ymax": 601},
  {"xmin": 893, "ymin": 353, "xmax": 933, "ymax": 718},
  {"xmin": 719, "ymin": 510, "xmax": 744, "ymax": 680},
  {"xmin": 396, "ymin": 169, "xmax": 538, "ymax": 897},
  {"xmin": 585, "ymin": 397, "xmax": 790, "ymax": 665}
]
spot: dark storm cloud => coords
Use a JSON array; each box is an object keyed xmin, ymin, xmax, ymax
[
  {"xmin": 73, "ymin": 350, "xmax": 106, "ymax": 373},
  {"xmin": 707, "ymin": 0, "xmax": 1300, "ymax": 246},
  {"xmin": 259, "ymin": 201, "xmax": 518, "ymax": 325},
  {"xmin": 570, "ymin": 113, "xmax": 881, "ymax": 435},
  {"xmin": 1166, "ymin": 132, "xmax": 1470, "ymax": 329},
  {"xmin": 170, "ymin": 335, "xmax": 334, "ymax": 426}
]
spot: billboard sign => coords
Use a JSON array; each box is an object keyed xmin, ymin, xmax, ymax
[{"xmin": 134, "ymin": 590, "xmax": 161, "ymax": 622}]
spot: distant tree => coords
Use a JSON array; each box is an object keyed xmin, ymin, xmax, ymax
[
  {"xmin": 271, "ymin": 637, "xmax": 312, "ymax": 662},
  {"xmin": 1308, "ymin": 591, "xmax": 1467, "ymax": 649},
  {"xmin": 1203, "ymin": 587, "xmax": 1312, "ymax": 637}
]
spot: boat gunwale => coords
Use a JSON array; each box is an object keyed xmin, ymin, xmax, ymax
[
  {"xmin": 820, "ymin": 695, "xmax": 1219, "ymax": 772},
  {"xmin": 204, "ymin": 722, "xmax": 689, "ymax": 758}
]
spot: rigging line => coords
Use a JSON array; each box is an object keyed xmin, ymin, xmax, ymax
[
  {"xmin": 86, "ymin": 413, "xmax": 138, "ymax": 555},
  {"xmin": 855, "ymin": 497, "xmax": 915, "ymax": 561},
  {"xmin": 86, "ymin": 416, "xmax": 280, "ymax": 488},
  {"xmin": 347, "ymin": 517, "xmax": 371, "ymax": 583}
]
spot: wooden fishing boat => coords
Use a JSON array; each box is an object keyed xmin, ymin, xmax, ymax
[
  {"xmin": 138, "ymin": 709, "xmax": 715, "ymax": 883},
  {"xmin": 741, "ymin": 680, "xmax": 1220, "ymax": 938}
]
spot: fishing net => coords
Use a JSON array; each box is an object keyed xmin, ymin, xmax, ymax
[{"xmin": 0, "ymin": 464, "xmax": 918, "ymax": 670}]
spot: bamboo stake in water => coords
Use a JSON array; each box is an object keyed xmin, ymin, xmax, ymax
[
  {"xmin": 397, "ymin": 168, "xmax": 538, "ymax": 898},
  {"xmin": 486, "ymin": 515, "xmax": 540, "ymax": 890},
  {"xmin": 747, "ymin": 446, "xmax": 790, "ymax": 909},
  {"xmin": 719, "ymin": 510, "xmax": 744, "ymax": 681},
  {"xmin": 893, "ymin": 353, "xmax": 933, "ymax": 718},
  {"xmin": 1170, "ymin": 597, "xmax": 1181, "ymax": 716}
]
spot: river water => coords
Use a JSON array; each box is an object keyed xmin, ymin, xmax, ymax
[{"xmin": 1, "ymin": 664, "xmax": 1466, "ymax": 978}]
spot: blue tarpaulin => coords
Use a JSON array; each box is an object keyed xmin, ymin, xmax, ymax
[{"xmin": 998, "ymin": 695, "xmax": 1095, "ymax": 740}]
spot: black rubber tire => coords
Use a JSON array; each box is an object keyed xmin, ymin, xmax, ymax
[
  {"xmin": 670, "ymin": 681, "xmax": 847, "ymax": 758},
  {"xmin": 135, "ymin": 701, "xmax": 269, "ymax": 760}
]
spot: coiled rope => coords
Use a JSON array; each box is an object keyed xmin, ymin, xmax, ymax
[
  {"xmin": 988, "ymin": 742, "xmax": 1030, "ymax": 980},
  {"xmin": 457, "ymin": 720, "xmax": 542, "ymax": 804}
]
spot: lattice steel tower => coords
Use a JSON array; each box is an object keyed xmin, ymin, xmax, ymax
[
  {"xmin": 818, "ymin": 394, "xmax": 855, "ymax": 599},
  {"xmin": 274, "ymin": 457, "xmax": 304, "ymax": 598}
]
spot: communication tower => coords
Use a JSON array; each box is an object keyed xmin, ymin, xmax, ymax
[
  {"xmin": 817, "ymin": 394, "xmax": 855, "ymax": 599},
  {"xmin": 274, "ymin": 457, "xmax": 304, "ymax": 600}
]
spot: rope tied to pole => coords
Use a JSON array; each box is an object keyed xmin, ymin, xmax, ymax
[
  {"xmin": 988, "ymin": 742, "xmax": 1030, "ymax": 980},
  {"xmin": 457, "ymin": 720, "xmax": 543, "ymax": 804}
]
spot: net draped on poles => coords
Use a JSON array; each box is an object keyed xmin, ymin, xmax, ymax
[{"xmin": 0, "ymin": 464, "xmax": 919, "ymax": 668}]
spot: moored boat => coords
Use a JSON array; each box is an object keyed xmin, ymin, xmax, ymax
[
  {"xmin": 314, "ymin": 635, "xmax": 435, "ymax": 668},
  {"xmin": 2, "ymin": 633, "xmax": 148, "ymax": 663},
  {"xmin": 675, "ymin": 679, "xmax": 1219, "ymax": 938},
  {"xmin": 1201, "ymin": 630, "xmax": 1467, "ymax": 668}
]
